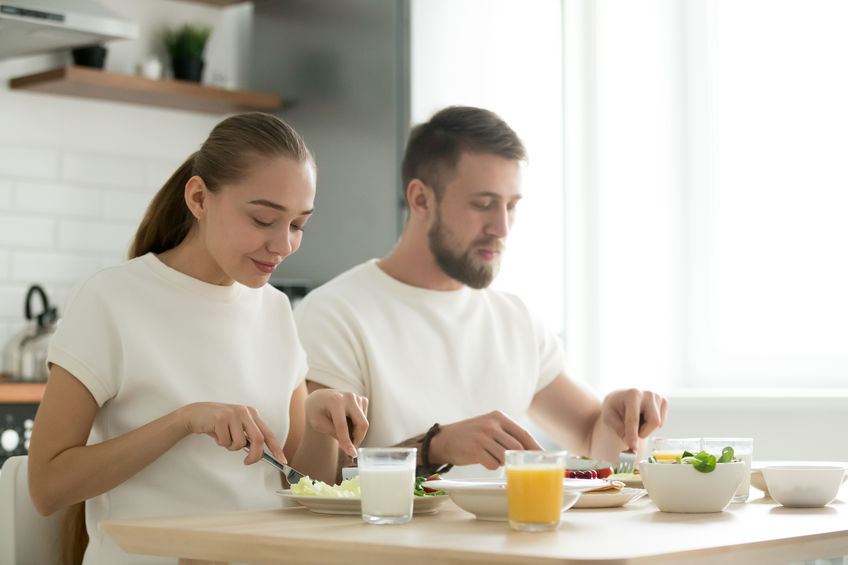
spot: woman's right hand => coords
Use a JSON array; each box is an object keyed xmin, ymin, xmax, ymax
[{"xmin": 179, "ymin": 402, "xmax": 285, "ymax": 465}]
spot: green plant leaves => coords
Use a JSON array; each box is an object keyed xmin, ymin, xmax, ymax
[{"xmin": 163, "ymin": 23, "xmax": 212, "ymax": 59}]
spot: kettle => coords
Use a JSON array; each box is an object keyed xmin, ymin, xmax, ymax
[{"xmin": 2, "ymin": 285, "xmax": 59, "ymax": 381}]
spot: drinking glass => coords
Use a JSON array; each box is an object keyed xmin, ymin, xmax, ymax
[
  {"xmin": 650, "ymin": 437, "xmax": 701, "ymax": 462},
  {"xmin": 358, "ymin": 447, "xmax": 416, "ymax": 524},
  {"xmin": 505, "ymin": 450, "xmax": 568, "ymax": 532},
  {"xmin": 702, "ymin": 437, "xmax": 753, "ymax": 502}
]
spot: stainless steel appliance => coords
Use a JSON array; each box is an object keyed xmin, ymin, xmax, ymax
[{"xmin": 3, "ymin": 284, "xmax": 58, "ymax": 381}]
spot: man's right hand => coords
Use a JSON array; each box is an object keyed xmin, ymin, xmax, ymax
[{"xmin": 428, "ymin": 411, "xmax": 543, "ymax": 470}]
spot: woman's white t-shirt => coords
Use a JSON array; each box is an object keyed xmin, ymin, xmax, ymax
[
  {"xmin": 47, "ymin": 253, "xmax": 307, "ymax": 565},
  {"xmin": 294, "ymin": 260, "xmax": 565, "ymax": 459}
]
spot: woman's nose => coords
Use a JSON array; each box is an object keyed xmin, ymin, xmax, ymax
[{"xmin": 268, "ymin": 230, "xmax": 294, "ymax": 258}]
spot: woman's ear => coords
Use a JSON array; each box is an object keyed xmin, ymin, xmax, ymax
[
  {"xmin": 184, "ymin": 176, "xmax": 208, "ymax": 220},
  {"xmin": 406, "ymin": 179, "xmax": 435, "ymax": 220}
]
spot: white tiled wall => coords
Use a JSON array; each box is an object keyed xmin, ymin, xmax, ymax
[
  {"xmin": 0, "ymin": 1, "xmax": 252, "ymax": 366},
  {"xmin": 0, "ymin": 138, "xmax": 176, "ymax": 353}
]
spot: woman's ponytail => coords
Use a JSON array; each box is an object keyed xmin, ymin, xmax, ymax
[{"xmin": 128, "ymin": 153, "xmax": 197, "ymax": 259}]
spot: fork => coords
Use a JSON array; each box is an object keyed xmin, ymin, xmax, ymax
[
  {"xmin": 616, "ymin": 414, "xmax": 646, "ymax": 474},
  {"xmin": 242, "ymin": 442, "xmax": 311, "ymax": 486},
  {"xmin": 616, "ymin": 451, "xmax": 637, "ymax": 474}
]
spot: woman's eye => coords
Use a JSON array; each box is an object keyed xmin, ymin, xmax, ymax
[
  {"xmin": 291, "ymin": 224, "xmax": 305, "ymax": 233},
  {"xmin": 252, "ymin": 217, "xmax": 273, "ymax": 227}
]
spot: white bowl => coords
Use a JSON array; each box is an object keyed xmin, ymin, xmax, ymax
[
  {"xmin": 640, "ymin": 461, "xmax": 745, "ymax": 513},
  {"xmin": 425, "ymin": 478, "xmax": 606, "ymax": 521},
  {"xmin": 750, "ymin": 461, "xmax": 848, "ymax": 497},
  {"xmin": 762, "ymin": 466, "xmax": 845, "ymax": 508}
]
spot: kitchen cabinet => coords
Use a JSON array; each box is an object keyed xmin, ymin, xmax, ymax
[{"xmin": 9, "ymin": 66, "xmax": 281, "ymax": 114}]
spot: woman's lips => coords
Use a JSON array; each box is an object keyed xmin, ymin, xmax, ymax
[{"xmin": 252, "ymin": 259, "xmax": 278, "ymax": 274}]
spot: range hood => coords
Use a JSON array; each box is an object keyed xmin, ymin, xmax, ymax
[{"xmin": 0, "ymin": 0, "xmax": 138, "ymax": 59}]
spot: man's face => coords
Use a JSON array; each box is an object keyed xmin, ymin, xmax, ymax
[{"xmin": 427, "ymin": 152, "xmax": 522, "ymax": 289}]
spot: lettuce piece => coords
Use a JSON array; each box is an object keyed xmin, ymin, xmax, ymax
[{"xmin": 290, "ymin": 476, "xmax": 361, "ymax": 497}]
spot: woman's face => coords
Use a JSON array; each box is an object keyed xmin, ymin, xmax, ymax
[{"xmin": 198, "ymin": 155, "xmax": 316, "ymax": 288}]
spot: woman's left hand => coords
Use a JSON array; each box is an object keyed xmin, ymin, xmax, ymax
[{"xmin": 304, "ymin": 389, "xmax": 369, "ymax": 458}]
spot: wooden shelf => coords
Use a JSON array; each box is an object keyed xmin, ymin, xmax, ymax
[
  {"xmin": 9, "ymin": 66, "xmax": 282, "ymax": 115},
  {"xmin": 0, "ymin": 381, "xmax": 46, "ymax": 404}
]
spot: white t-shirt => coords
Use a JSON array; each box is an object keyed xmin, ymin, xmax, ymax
[
  {"xmin": 294, "ymin": 260, "xmax": 564, "ymax": 458},
  {"xmin": 47, "ymin": 253, "xmax": 307, "ymax": 565}
]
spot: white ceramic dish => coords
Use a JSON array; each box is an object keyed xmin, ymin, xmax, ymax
[
  {"xmin": 639, "ymin": 461, "xmax": 745, "ymax": 513},
  {"xmin": 572, "ymin": 487, "xmax": 647, "ymax": 509},
  {"xmin": 424, "ymin": 477, "xmax": 608, "ymax": 521},
  {"xmin": 762, "ymin": 466, "xmax": 845, "ymax": 508},
  {"xmin": 277, "ymin": 490, "xmax": 448, "ymax": 515},
  {"xmin": 609, "ymin": 473, "xmax": 643, "ymax": 488},
  {"xmin": 750, "ymin": 461, "xmax": 848, "ymax": 497}
]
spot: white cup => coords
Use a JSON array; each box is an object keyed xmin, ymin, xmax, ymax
[{"xmin": 358, "ymin": 447, "xmax": 416, "ymax": 525}]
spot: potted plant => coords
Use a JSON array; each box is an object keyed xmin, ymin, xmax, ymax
[{"xmin": 162, "ymin": 23, "xmax": 212, "ymax": 83}]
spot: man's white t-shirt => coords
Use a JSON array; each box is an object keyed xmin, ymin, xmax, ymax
[
  {"xmin": 47, "ymin": 253, "xmax": 307, "ymax": 565},
  {"xmin": 294, "ymin": 260, "xmax": 564, "ymax": 463}
]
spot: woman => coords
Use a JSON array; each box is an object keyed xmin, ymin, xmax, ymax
[{"xmin": 27, "ymin": 113, "xmax": 368, "ymax": 565}]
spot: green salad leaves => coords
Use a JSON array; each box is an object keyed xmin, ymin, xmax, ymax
[
  {"xmin": 648, "ymin": 446, "xmax": 737, "ymax": 473},
  {"xmin": 414, "ymin": 474, "xmax": 446, "ymax": 496}
]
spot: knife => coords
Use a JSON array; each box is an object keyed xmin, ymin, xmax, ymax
[{"xmin": 242, "ymin": 444, "xmax": 310, "ymax": 486}]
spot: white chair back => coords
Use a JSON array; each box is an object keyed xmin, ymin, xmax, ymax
[{"xmin": 0, "ymin": 455, "xmax": 66, "ymax": 565}]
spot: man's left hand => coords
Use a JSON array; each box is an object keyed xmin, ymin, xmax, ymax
[{"xmin": 601, "ymin": 389, "xmax": 668, "ymax": 452}]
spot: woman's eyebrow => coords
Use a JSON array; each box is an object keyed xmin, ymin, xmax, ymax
[{"xmin": 249, "ymin": 199, "xmax": 313, "ymax": 215}]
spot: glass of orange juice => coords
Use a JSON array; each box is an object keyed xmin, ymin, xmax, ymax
[
  {"xmin": 505, "ymin": 450, "xmax": 568, "ymax": 532},
  {"xmin": 650, "ymin": 437, "xmax": 701, "ymax": 462}
]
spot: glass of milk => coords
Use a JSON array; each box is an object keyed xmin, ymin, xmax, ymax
[
  {"xmin": 702, "ymin": 437, "xmax": 754, "ymax": 502},
  {"xmin": 358, "ymin": 447, "xmax": 417, "ymax": 524}
]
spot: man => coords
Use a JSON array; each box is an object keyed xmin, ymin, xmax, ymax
[{"xmin": 295, "ymin": 106, "xmax": 667, "ymax": 482}]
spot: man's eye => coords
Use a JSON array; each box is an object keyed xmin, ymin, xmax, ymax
[
  {"xmin": 472, "ymin": 201, "xmax": 493, "ymax": 210},
  {"xmin": 252, "ymin": 217, "xmax": 273, "ymax": 227}
]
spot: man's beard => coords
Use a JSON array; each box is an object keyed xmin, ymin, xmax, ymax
[{"xmin": 427, "ymin": 210, "xmax": 502, "ymax": 289}]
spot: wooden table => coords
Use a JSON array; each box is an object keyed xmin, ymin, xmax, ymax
[{"xmin": 101, "ymin": 491, "xmax": 848, "ymax": 565}]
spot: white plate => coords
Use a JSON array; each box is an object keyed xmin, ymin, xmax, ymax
[
  {"xmin": 428, "ymin": 477, "xmax": 610, "ymax": 493},
  {"xmin": 572, "ymin": 487, "xmax": 646, "ymax": 509},
  {"xmin": 276, "ymin": 490, "xmax": 448, "ymax": 516},
  {"xmin": 422, "ymin": 477, "xmax": 611, "ymax": 521},
  {"xmin": 609, "ymin": 473, "xmax": 643, "ymax": 488}
]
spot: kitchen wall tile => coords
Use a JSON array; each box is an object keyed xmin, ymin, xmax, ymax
[
  {"xmin": 11, "ymin": 252, "xmax": 101, "ymax": 284},
  {"xmin": 44, "ymin": 283, "xmax": 72, "ymax": 313},
  {"xmin": 0, "ymin": 180, "xmax": 12, "ymax": 209},
  {"xmin": 0, "ymin": 146, "xmax": 60, "ymax": 181},
  {"xmin": 0, "ymin": 250, "xmax": 10, "ymax": 279},
  {"xmin": 62, "ymin": 152, "xmax": 147, "ymax": 190},
  {"xmin": 0, "ymin": 215, "xmax": 55, "ymax": 248},
  {"xmin": 0, "ymin": 284, "xmax": 29, "ymax": 318},
  {"xmin": 57, "ymin": 220, "xmax": 136, "ymax": 254},
  {"xmin": 146, "ymin": 160, "xmax": 181, "ymax": 191},
  {"xmin": 103, "ymin": 191, "xmax": 152, "ymax": 223},
  {"xmin": 14, "ymin": 181, "xmax": 101, "ymax": 217},
  {"xmin": 0, "ymin": 322, "xmax": 12, "ymax": 364}
]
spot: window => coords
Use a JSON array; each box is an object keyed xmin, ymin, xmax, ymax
[{"xmin": 567, "ymin": 0, "xmax": 848, "ymax": 392}]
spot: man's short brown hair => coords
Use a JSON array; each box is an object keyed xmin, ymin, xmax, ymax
[{"xmin": 401, "ymin": 106, "xmax": 527, "ymax": 203}]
